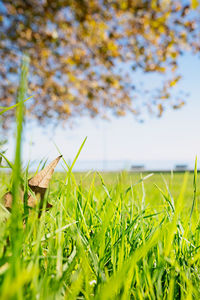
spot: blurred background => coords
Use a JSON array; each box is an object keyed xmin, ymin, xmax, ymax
[{"xmin": 1, "ymin": 0, "xmax": 200, "ymax": 172}]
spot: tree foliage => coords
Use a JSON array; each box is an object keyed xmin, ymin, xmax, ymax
[{"xmin": 0, "ymin": 0, "xmax": 199, "ymax": 127}]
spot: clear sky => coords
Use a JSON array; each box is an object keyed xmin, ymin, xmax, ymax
[{"xmin": 6, "ymin": 53, "xmax": 200, "ymax": 171}]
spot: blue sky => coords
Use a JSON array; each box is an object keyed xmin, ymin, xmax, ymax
[{"xmin": 6, "ymin": 53, "xmax": 200, "ymax": 171}]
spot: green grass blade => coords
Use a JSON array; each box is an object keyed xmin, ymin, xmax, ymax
[
  {"xmin": 190, "ymin": 156, "xmax": 197, "ymax": 219},
  {"xmin": 0, "ymin": 95, "xmax": 33, "ymax": 115},
  {"xmin": 10, "ymin": 54, "xmax": 29, "ymax": 284},
  {"xmin": 70, "ymin": 137, "xmax": 87, "ymax": 172}
]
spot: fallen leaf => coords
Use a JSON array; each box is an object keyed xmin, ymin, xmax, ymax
[
  {"xmin": 3, "ymin": 155, "xmax": 62, "ymax": 212},
  {"xmin": 4, "ymin": 189, "xmax": 24, "ymax": 211},
  {"xmin": 28, "ymin": 155, "xmax": 62, "ymax": 193},
  {"xmin": 4, "ymin": 191, "xmax": 13, "ymax": 211}
]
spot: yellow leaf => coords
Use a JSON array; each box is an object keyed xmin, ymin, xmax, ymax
[
  {"xmin": 63, "ymin": 103, "xmax": 71, "ymax": 114},
  {"xmin": 41, "ymin": 49, "xmax": 50, "ymax": 58},
  {"xmin": 151, "ymin": 0, "xmax": 158, "ymax": 10},
  {"xmin": 158, "ymin": 104, "xmax": 163, "ymax": 117},
  {"xmin": 68, "ymin": 73, "xmax": 76, "ymax": 82},
  {"xmin": 170, "ymin": 52, "xmax": 178, "ymax": 59},
  {"xmin": 158, "ymin": 67, "xmax": 166, "ymax": 73},
  {"xmin": 191, "ymin": 0, "xmax": 199, "ymax": 9}
]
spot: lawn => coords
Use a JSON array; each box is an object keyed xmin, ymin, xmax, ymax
[{"xmin": 0, "ymin": 168, "xmax": 200, "ymax": 299}]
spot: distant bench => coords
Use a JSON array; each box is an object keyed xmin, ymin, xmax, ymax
[
  {"xmin": 175, "ymin": 164, "xmax": 188, "ymax": 171},
  {"xmin": 131, "ymin": 165, "xmax": 145, "ymax": 171}
]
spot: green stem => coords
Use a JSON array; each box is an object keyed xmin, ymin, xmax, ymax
[{"xmin": 10, "ymin": 54, "xmax": 29, "ymax": 287}]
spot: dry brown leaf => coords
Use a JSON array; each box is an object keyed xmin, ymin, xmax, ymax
[
  {"xmin": 28, "ymin": 155, "xmax": 62, "ymax": 194},
  {"xmin": 4, "ymin": 190, "xmax": 39, "ymax": 211},
  {"xmin": 4, "ymin": 189, "xmax": 24, "ymax": 211},
  {"xmin": 4, "ymin": 191, "xmax": 13, "ymax": 210},
  {"xmin": 3, "ymin": 155, "xmax": 62, "ymax": 212}
]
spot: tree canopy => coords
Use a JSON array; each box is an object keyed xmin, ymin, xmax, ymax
[{"xmin": 0, "ymin": 0, "xmax": 199, "ymax": 127}]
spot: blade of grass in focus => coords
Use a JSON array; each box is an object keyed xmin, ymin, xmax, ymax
[{"xmin": 190, "ymin": 156, "xmax": 197, "ymax": 220}]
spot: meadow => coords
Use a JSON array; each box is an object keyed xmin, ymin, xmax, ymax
[{"xmin": 0, "ymin": 167, "xmax": 200, "ymax": 299}]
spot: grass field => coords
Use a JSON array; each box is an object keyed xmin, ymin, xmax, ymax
[{"xmin": 0, "ymin": 168, "xmax": 200, "ymax": 299}]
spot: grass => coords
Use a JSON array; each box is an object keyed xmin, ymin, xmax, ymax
[
  {"xmin": 1, "ymin": 168, "xmax": 200, "ymax": 299},
  {"xmin": 0, "ymin": 56, "xmax": 200, "ymax": 299}
]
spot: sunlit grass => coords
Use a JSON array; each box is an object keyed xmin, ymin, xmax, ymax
[{"xmin": 1, "ymin": 163, "xmax": 200, "ymax": 299}]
